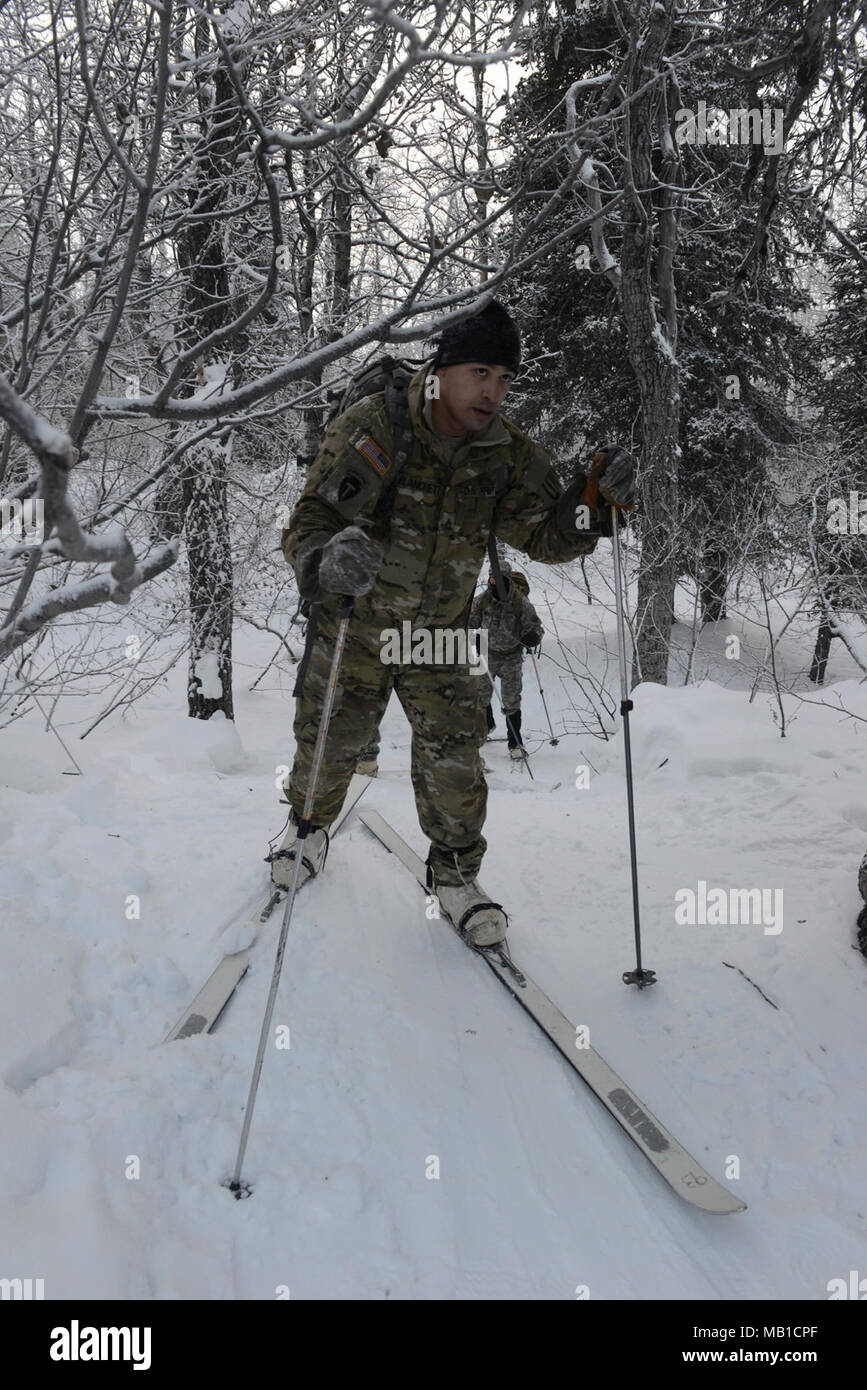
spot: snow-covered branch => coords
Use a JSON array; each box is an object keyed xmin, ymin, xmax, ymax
[{"xmin": 0, "ymin": 374, "xmax": 179, "ymax": 661}]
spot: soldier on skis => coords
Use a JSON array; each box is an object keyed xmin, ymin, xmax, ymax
[
  {"xmin": 277, "ymin": 300, "xmax": 634, "ymax": 947},
  {"xmin": 469, "ymin": 563, "xmax": 542, "ymax": 760}
]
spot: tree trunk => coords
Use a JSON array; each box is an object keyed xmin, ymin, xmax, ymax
[
  {"xmin": 808, "ymin": 619, "xmax": 833, "ymax": 685},
  {"xmin": 184, "ymin": 435, "xmax": 234, "ymax": 719},
  {"xmin": 151, "ymin": 433, "xmax": 187, "ymax": 541},
  {"xmin": 700, "ymin": 546, "xmax": 728, "ymax": 623},
  {"xmin": 620, "ymin": 1, "xmax": 681, "ymax": 686},
  {"xmin": 629, "ymin": 390, "xmax": 680, "ymax": 684},
  {"xmin": 288, "ymin": 139, "xmax": 325, "ymax": 469},
  {"xmin": 163, "ymin": 20, "xmax": 248, "ymax": 718},
  {"xmin": 296, "ymin": 383, "xmax": 324, "ymax": 471}
]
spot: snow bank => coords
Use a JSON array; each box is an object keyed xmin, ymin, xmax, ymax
[{"xmin": 2, "ymin": 563, "xmax": 866, "ymax": 1299}]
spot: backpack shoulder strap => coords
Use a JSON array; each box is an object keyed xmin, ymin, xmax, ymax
[
  {"xmin": 486, "ymin": 463, "xmax": 513, "ymax": 601},
  {"xmin": 371, "ymin": 368, "xmax": 415, "ymax": 523},
  {"xmin": 384, "ymin": 372, "xmax": 414, "ymax": 476}
]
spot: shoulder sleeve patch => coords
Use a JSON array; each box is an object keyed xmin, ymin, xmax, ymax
[
  {"xmin": 354, "ymin": 435, "xmax": 393, "ymax": 477},
  {"xmin": 317, "ymin": 452, "xmax": 383, "ymax": 518}
]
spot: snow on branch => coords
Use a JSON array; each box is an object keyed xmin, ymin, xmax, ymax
[
  {"xmin": 0, "ymin": 373, "xmax": 179, "ymax": 661},
  {"xmin": 89, "ymin": 187, "xmax": 625, "ymax": 426},
  {"xmin": 565, "ymin": 76, "xmax": 621, "ymax": 291},
  {"xmin": 0, "ymin": 542, "xmax": 179, "ymax": 662}
]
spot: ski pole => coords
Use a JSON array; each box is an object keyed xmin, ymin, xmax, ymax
[
  {"xmin": 609, "ymin": 508, "xmax": 656, "ymax": 989},
  {"xmin": 528, "ymin": 647, "xmax": 558, "ymax": 745},
  {"xmin": 228, "ymin": 593, "xmax": 354, "ymax": 1196}
]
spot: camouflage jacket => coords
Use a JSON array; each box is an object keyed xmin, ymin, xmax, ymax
[
  {"xmin": 468, "ymin": 587, "xmax": 542, "ymax": 657},
  {"xmin": 281, "ymin": 360, "xmax": 597, "ymax": 647}
]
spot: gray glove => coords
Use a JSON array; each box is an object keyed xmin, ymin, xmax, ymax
[
  {"xmin": 317, "ymin": 523, "xmax": 383, "ymax": 597},
  {"xmin": 592, "ymin": 444, "xmax": 636, "ymax": 510},
  {"xmin": 557, "ymin": 444, "xmax": 636, "ymax": 540}
]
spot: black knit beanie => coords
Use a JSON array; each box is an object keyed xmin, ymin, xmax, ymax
[{"xmin": 434, "ymin": 300, "xmax": 521, "ymax": 373}]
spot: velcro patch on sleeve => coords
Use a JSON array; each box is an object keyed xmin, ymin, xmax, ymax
[
  {"xmin": 528, "ymin": 443, "xmax": 562, "ymax": 501},
  {"xmin": 354, "ymin": 434, "xmax": 393, "ymax": 477}
]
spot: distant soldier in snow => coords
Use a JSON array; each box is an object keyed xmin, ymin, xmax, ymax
[{"xmin": 469, "ymin": 565, "xmax": 542, "ymax": 758}]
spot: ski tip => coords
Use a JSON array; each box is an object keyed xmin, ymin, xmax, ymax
[
  {"xmin": 708, "ymin": 1199, "xmax": 748, "ymax": 1216},
  {"xmin": 679, "ymin": 1186, "xmax": 748, "ymax": 1215}
]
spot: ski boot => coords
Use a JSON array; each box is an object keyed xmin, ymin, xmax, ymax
[
  {"xmin": 434, "ymin": 879, "xmax": 508, "ymax": 948},
  {"xmin": 267, "ymin": 812, "xmax": 329, "ymax": 889},
  {"xmin": 506, "ymin": 710, "xmax": 525, "ymax": 760}
]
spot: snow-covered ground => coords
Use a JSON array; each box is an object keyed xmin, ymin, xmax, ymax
[{"xmin": 2, "ymin": 552, "xmax": 866, "ymax": 1299}]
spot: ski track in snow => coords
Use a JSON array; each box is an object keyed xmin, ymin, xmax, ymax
[{"xmin": 2, "ymin": 553, "xmax": 867, "ymax": 1299}]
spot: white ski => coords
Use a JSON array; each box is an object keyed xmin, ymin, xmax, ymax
[
  {"xmin": 164, "ymin": 775, "xmax": 372, "ymax": 1042},
  {"xmin": 359, "ymin": 808, "xmax": 746, "ymax": 1216}
]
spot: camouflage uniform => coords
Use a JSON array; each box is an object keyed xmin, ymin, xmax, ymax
[
  {"xmin": 281, "ymin": 360, "xmax": 598, "ymax": 885},
  {"xmin": 469, "ymin": 585, "xmax": 541, "ymax": 716}
]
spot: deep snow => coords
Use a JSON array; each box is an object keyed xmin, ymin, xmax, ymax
[{"xmin": 2, "ymin": 550, "xmax": 866, "ymax": 1299}]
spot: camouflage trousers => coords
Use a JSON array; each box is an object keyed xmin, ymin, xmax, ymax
[
  {"xmin": 477, "ymin": 648, "xmax": 524, "ymax": 716},
  {"xmin": 288, "ymin": 619, "xmax": 488, "ymax": 886}
]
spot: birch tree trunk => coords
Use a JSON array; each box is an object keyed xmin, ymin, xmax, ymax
[
  {"xmin": 174, "ymin": 9, "xmax": 248, "ymax": 719},
  {"xmin": 184, "ymin": 431, "xmax": 234, "ymax": 719}
]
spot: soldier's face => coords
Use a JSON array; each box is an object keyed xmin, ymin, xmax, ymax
[{"xmin": 433, "ymin": 362, "xmax": 515, "ymax": 435}]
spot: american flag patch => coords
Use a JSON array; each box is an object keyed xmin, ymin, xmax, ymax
[{"xmin": 354, "ymin": 434, "xmax": 392, "ymax": 476}]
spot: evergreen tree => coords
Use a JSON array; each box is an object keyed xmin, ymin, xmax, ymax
[{"xmin": 500, "ymin": 1, "xmax": 819, "ymax": 624}]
